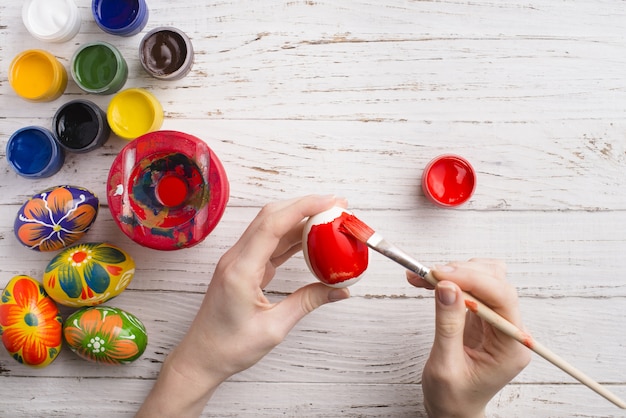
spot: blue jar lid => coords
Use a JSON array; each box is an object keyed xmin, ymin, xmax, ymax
[
  {"xmin": 92, "ymin": 0, "xmax": 149, "ymax": 37},
  {"xmin": 7, "ymin": 126, "xmax": 65, "ymax": 178}
]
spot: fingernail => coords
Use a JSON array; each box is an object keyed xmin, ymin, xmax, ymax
[
  {"xmin": 434, "ymin": 264, "xmax": 455, "ymax": 273},
  {"xmin": 329, "ymin": 288, "xmax": 349, "ymax": 302},
  {"xmin": 436, "ymin": 282, "xmax": 457, "ymax": 306}
]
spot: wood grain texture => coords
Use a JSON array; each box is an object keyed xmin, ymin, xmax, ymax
[{"xmin": 1, "ymin": 1, "xmax": 626, "ymax": 416}]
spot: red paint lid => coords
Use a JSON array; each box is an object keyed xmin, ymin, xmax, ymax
[
  {"xmin": 421, "ymin": 154, "xmax": 476, "ymax": 207},
  {"xmin": 107, "ymin": 130, "xmax": 229, "ymax": 250}
]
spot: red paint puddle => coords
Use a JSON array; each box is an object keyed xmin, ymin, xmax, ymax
[
  {"xmin": 155, "ymin": 174, "xmax": 188, "ymax": 207},
  {"xmin": 306, "ymin": 212, "xmax": 368, "ymax": 285}
]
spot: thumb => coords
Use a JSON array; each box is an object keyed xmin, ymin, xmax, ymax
[
  {"xmin": 430, "ymin": 280, "xmax": 467, "ymax": 366},
  {"xmin": 272, "ymin": 283, "xmax": 350, "ymax": 332}
]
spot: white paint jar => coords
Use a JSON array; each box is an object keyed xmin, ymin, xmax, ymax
[{"xmin": 22, "ymin": 0, "xmax": 81, "ymax": 43}]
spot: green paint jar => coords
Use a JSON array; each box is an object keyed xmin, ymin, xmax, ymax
[{"xmin": 71, "ymin": 42, "xmax": 128, "ymax": 95}]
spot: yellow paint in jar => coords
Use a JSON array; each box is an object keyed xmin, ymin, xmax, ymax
[
  {"xmin": 9, "ymin": 50, "xmax": 67, "ymax": 102},
  {"xmin": 107, "ymin": 88, "xmax": 164, "ymax": 140}
]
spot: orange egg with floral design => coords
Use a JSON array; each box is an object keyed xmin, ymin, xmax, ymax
[
  {"xmin": 43, "ymin": 242, "xmax": 135, "ymax": 307},
  {"xmin": 0, "ymin": 275, "xmax": 63, "ymax": 368},
  {"xmin": 14, "ymin": 185, "xmax": 99, "ymax": 252}
]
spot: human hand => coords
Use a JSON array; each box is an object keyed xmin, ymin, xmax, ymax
[
  {"xmin": 407, "ymin": 259, "xmax": 531, "ymax": 418},
  {"xmin": 137, "ymin": 195, "xmax": 350, "ymax": 417}
]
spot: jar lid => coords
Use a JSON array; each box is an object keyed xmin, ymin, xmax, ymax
[
  {"xmin": 106, "ymin": 130, "xmax": 229, "ymax": 250},
  {"xmin": 421, "ymin": 154, "xmax": 476, "ymax": 207}
]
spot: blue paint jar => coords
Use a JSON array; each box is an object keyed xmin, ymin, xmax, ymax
[
  {"xmin": 6, "ymin": 126, "xmax": 65, "ymax": 178},
  {"xmin": 92, "ymin": 0, "xmax": 149, "ymax": 37}
]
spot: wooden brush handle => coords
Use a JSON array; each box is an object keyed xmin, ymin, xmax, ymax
[
  {"xmin": 423, "ymin": 270, "xmax": 626, "ymax": 409},
  {"xmin": 368, "ymin": 235, "xmax": 626, "ymax": 409}
]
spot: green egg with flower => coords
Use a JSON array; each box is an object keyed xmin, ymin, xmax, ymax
[
  {"xmin": 43, "ymin": 242, "xmax": 135, "ymax": 307},
  {"xmin": 63, "ymin": 306, "xmax": 147, "ymax": 364}
]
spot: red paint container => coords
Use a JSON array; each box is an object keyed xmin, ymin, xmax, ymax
[
  {"xmin": 421, "ymin": 154, "xmax": 476, "ymax": 207},
  {"xmin": 106, "ymin": 130, "xmax": 229, "ymax": 250}
]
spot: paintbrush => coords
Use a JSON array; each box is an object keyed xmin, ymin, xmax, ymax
[{"xmin": 339, "ymin": 213, "xmax": 626, "ymax": 410}]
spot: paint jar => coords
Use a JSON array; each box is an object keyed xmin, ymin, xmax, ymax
[
  {"xmin": 139, "ymin": 27, "xmax": 194, "ymax": 80},
  {"xmin": 71, "ymin": 42, "xmax": 128, "ymax": 95},
  {"xmin": 7, "ymin": 127, "xmax": 65, "ymax": 179},
  {"xmin": 22, "ymin": 0, "xmax": 81, "ymax": 43},
  {"xmin": 9, "ymin": 50, "xmax": 68, "ymax": 102},
  {"xmin": 421, "ymin": 154, "xmax": 476, "ymax": 207},
  {"xmin": 53, "ymin": 100, "xmax": 111, "ymax": 153},
  {"xmin": 107, "ymin": 88, "xmax": 164, "ymax": 140},
  {"xmin": 92, "ymin": 0, "xmax": 149, "ymax": 37}
]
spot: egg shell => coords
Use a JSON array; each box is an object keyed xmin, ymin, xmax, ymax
[
  {"xmin": 14, "ymin": 185, "xmax": 99, "ymax": 252},
  {"xmin": 0, "ymin": 275, "xmax": 63, "ymax": 368},
  {"xmin": 302, "ymin": 206, "xmax": 369, "ymax": 288},
  {"xmin": 43, "ymin": 242, "xmax": 135, "ymax": 307},
  {"xmin": 63, "ymin": 306, "xmax": 147, "ymax": 364}
]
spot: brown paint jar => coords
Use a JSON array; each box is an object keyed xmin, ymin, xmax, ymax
[{"xmin": 139, "ymin": 27, "xmax": 193, "ymax": 80}]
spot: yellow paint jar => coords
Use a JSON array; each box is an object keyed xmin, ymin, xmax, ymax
[
  {"xmin": 9, "ymin": 50, "xmax": 68, "ymax": 102},
  {"xmin": 107, "ymin": 88, "xmax": 164, "ymax": 140}
]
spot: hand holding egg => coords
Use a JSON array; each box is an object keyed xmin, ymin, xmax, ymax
[{"xmin": 302, "ymin": 206, "xmax": 369, "ymax": 287}]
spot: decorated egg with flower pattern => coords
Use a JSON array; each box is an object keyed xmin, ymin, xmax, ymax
[
  {"xmin": 0, "ymin": 275, "xmax": 63, "ymax": 368},
  {"xmin": 14, "ymin": 185, "xmax": 99, "ymax": 252},
  {"xmin": 63, "ymin": 306, "xmax": 147, "ymax": 364},
  {"xmin": 43, "ymin": 242, "xmax": 135, "ymax": 307}
]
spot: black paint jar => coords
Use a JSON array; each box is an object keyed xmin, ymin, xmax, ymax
[{"xmin": 53, "ymin": 99, "xmax": 110, "ymax": 153}]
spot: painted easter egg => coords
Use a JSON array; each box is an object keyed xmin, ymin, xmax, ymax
[
  {"xmin": 0, "ymin": 275, "xmax": 62, "ymax": 368},
  {"xmin": 63, "ymin": 306, "xmax": 147, "ymax": 364},
  {"xmin": 302, "ymin": 207, "xmax": 369, "ymax": 288},
  {"xmin": 14, "ymin": 185, "xmax": 99, "ymax": 252},
  {"xmin": 43, "ymin": 242, "xmax": 135, "ymax": 307}
]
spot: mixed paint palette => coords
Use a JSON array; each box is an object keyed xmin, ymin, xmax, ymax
[{"xmin": 107, "ymin": 131, "xmax": 230, "ymax": 250}]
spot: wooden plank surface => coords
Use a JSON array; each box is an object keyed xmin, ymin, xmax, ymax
[{"xmin": 1, "ymin": 1, "xmax": 626, "ymax": 416}]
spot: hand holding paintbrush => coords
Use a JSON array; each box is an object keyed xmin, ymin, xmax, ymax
[{"xmin": 339, "ymin": 213, "xmax": 626, "ymax": 410}]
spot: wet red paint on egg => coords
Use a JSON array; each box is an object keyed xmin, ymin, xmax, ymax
[{"xmin": 303, "ymin": 207, "xmax": 369, "ymax": 287}]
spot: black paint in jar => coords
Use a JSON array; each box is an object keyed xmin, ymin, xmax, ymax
[{"xmin": 53, "ymin": 100, "xmax": 110, "ymax": 153}]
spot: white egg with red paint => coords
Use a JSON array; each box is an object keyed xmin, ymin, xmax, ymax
[{"xmin": 302, "ymin": 206, "xmax": 369, "ymax": 287}]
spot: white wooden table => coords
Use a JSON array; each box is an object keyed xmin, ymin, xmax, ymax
[{"xmin": 1, "ymin": 1, "xmax": 626, "ymax": 417}]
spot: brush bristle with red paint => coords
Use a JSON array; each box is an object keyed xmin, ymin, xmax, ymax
[{"xmin": 339, "ymin": 213, "xmax": 376, "ymax": 244}]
